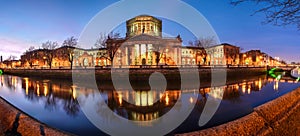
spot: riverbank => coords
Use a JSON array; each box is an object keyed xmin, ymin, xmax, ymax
[
  {"xmin": 177, "ymin": 86, "xmax": 300, "ymax": 136},
  {"xmin": 0, "ymin": 97, "xmax": 72, "ymax": 136}
]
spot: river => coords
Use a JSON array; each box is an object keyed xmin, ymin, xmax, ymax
[{"xmin": 0, "ymin": 74, "xmax": 299, "ymax": 135}]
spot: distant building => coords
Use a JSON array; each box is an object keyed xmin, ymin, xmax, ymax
[
  {"xmin": 240, "ymin": 50, "xmax": 267, "ymax": 66},
  {"xmin": 52, "ymin": 46, "xmax": 74, "ymax": 68},
  {"xmin": 21, "ymin": 49, "xmax": 49, "ymax": 68},
  {"xmin": 1, "ymin": 60, "xmax": 21, "ymax": 68},
  {"xmin": 73, "ymin": 48, "xmax": 108, "ymax": 67},
  {"xmin": 181, "ymin": 46, "xmax": 206, "ymax": 65},
  {"xmin": 206, "ymin": 43, "xmax": 240, "ymax": 65}
]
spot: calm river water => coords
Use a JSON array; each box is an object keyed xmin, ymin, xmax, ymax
[{"xmin": 0, "ymin": 74, "xmax": 299, "ymax": 135}]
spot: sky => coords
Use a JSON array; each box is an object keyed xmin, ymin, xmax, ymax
[{"xmin": 0, "ymin": 0, "xmax": 299, "ymax": 63}]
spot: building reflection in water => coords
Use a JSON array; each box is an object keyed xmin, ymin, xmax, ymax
[{"xmin": 0, "ymin": 74, "xmax": 298, "ymax": 121}]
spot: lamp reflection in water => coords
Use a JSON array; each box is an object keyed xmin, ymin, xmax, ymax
[
  {"xmin": 165, "ymin": 94, "xmax": 170, "ymax": 106},
  {"xmin": 189, "ymin": 97, "xmax": 194, "ymax": 104},
  {"xmin": 247, "ymin": 84, "xmax": 251, "ymax": 94},
  {"xmin": 24, "ymin": 78, "xmax": 29, "ymax": 95},
  {"xmin": 11, "ymin": 76, "xmax": 18, "ymax": 91},
  {"xmin": 43, "ymin": 83, "xmax": 48, "ymax": 96},
  {"xmin": 118, "ymin": 93, "xmax": 123, "ymax": 105},
  {"xmin": 209, "ymin": 86, "xmax": 224, "ymax": 99},
  {"xmin": 71, "ymin": 85, "xmax": 77, "ymax": 99},
  {"xmin": 274, "ymin": 80, "xmax": 279, "ymax": 91},
  {"xmin": 258, "ymin": 78, "xmax": 262, "ymax": 90},
  {"xmin": 242, "ymin": 83, "xmax": 246, "ymax": 94},
  {"xmin": 36, "ymin": 83, "xmax": 40, "ymax": 96}
]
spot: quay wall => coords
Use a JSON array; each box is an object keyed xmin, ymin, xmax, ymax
[
  {"xmin": 177, "ymin": 86, "xmax": 300, "ymax": 136},
  {"xmin": 0, "ymin": 97, "xmax": 72, "ymax": 136},
  {"xmin": 2, "ymin": 67, "xmax": 267, "ymax": 81}
]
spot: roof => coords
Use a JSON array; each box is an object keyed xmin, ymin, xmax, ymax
[
  {"xmin": 126, "ymin": 34, "xmax": 162, "ymax": 42},
  {"xmin": 182, "ymin": 46, "xmax": 205, "ymax": 49},
  {"xmin": 126, "ymin": 15, "xmax": 162, "ymax": 22},
  {"xmin": 206, "ymin": 43, "xmax": 239, "ymax": 49}
]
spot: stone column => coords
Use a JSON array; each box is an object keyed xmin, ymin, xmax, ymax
[
  {"xmin": 174, "ymin": 47, "xmax": 177, "ymax": 65},
  {"xmin": 139, "ymin": 44, "xmax": 141, "ymax": 65},
  {"xmin": 146, "ymin": 44, "xmax": 148, "ymax": 65},
  {"xmin": 125, "ymin": 46, "xmax": 128, "ymax": 65}
]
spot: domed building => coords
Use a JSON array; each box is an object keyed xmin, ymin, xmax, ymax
[
  {"xmin": 107, "ymin": 15, "xmax": 183, "ymax": 66},
  {"xmin": 126, "ymin": 15, "xmax": 162, "ymax": 37}
]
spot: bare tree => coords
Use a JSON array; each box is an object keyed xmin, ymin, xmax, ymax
[
  {"xmin": 231, "ymin": 0, "xmax": 300, "ymax": 29},
  {"xmin": 42, "ymin": 41, "xmax": 58, "ymax": 69},
  {"xmin": 3, "ymin": 55, "xmax": 17, "ymax": 68},
  {"xmin": 7, "ymin": 55, "xmax": 17, "ymax": 61},
  {"xmin": 27, "ymin": 46, "xmax": 35, "ymax": 52},
  {"xmin": 62, "ymin": 36, "xmax": 77, "ymax": 69},
  {"xmin": 94, "ymin": 33, "xmax": 107, "ymax": 49},
  {"xmin": 23, "ymin": 46, "xmax": 36, "ymax": 68},
  {"xmin": 151, "ymin": 45, "xmax": 166, "ymax": 66},
  {"xmin": 95, "ymin": 32, "xmax": 122, "ymax": 65},
  {"xmin": 189, "ymin": 36, "xmax": 217, "ymax": 48}
]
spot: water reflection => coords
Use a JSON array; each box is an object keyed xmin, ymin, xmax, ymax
[
  {"xmin": 0, "ymin": 74, "xmax": 299, "ymax": 135},
  {"xmin": 19, "ymin": 77, "xmax": 80, "ymax": 116},
  {"xmin": 0, "ymin": 75, "xmax": 296, "ymax": 120}
]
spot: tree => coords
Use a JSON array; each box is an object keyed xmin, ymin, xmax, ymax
[
  {"xmin": 188, "ymin": 36, "xmax": 217, "ymax": 48},
  {"xmin": 7, "ymin": 55, "xmax": 17, "ymax": 61},
  {"xmin": 3, "ymin": 55, "xmax": 17, "ymax": 68},
  {"xmin": 62, "ymin": 36, "xmax": 78, "ymax": 69},
  {"xmin": 42, "ymin": 41, "xmax": 58, "ymax": 69},
  {"xmin": 95, "ymin": 32, "xmax": 122, "ymax": 65},
  {"xmin": 23, "ymin": 46, "xmax": 36, "ymax": 68},
  {"xmin": 151, "ymin": 45, "xmax": 166, "ymax": 66},
  {"xmin": 231, "ymin": 0, "xmax": 300, "ymax": 29},
  {"xmin": 27, "ymin": 46, "xmax": 35, "ymax": 52},
  {"xmin": 94, "ymin": 33, "xmax": 107, "ymax": 49}
]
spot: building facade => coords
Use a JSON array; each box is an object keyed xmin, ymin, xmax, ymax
[
  {"xmin": 181, "ymin": 46, "xmax": 206, "ymax": 65},
  {"xmin": 206, "ymin": 43, "xmax": 240, "ymax": 65},
  {"xmin": 109, "ymin": 34, "xmax": 182, "ymax": 66}
]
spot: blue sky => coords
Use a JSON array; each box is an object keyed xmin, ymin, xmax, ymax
[{"xmin": 0, "ymin": 0, "xmax": 299, "ymax": 63}]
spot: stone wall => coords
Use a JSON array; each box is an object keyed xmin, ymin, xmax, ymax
[
  {"xmin": 2, "ymin": 67, "xmax": 266, "ymax": 81},
  {"xmin": 0, "ymin": 97, "xmax": 71, "ymax": 136},
  {"xmin": 177, "ymin": 87, "xmax": 300, "ymax": 136}
]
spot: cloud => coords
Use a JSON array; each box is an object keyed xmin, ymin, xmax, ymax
[{"xmin": 0, "ymin": 36, "xmax": 36, "ymax": 60}]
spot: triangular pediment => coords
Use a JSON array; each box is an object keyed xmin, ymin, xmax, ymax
[{"xmin": 126, "ymin": 34, "xmax": 162, "ymax": 42}]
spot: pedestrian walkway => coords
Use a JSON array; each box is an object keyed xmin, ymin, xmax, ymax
[{"xmin": 269, "ymin": 104, "xmax": 300, "ymax": 136}]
